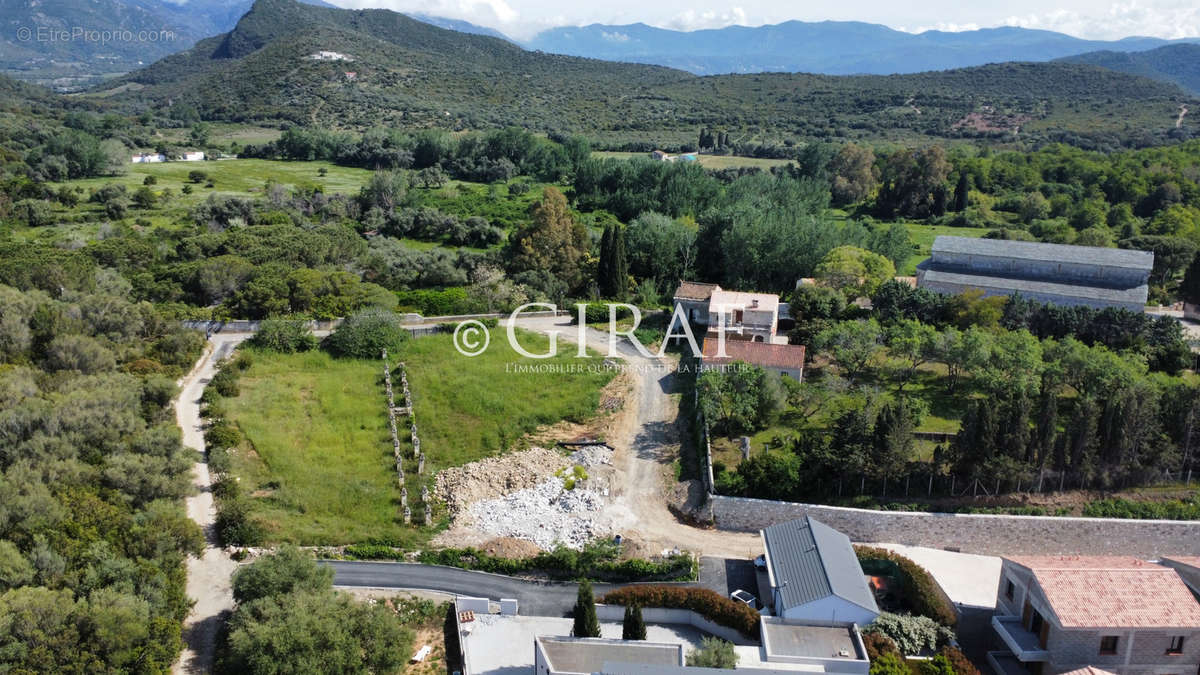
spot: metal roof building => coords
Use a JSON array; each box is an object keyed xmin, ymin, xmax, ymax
[
  {"xmin": 915, "ymin": 236, "xmax": 1153, "ymax": 312},
  {"xmin": 760, "ymin": 516, "xmax": 880, "ymax": 625}
]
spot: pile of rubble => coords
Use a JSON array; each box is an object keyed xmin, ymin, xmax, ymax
[
  {"xmin": 567, "ymin": 444, "xmax": 613, "ymax": 467},
  {"xmin": 466, "ymin": 477, "xmax": 608, "ymax": 550},
  {"xmin": 435, "ymin": 447, "xmax": 569, "ymax": 517}
]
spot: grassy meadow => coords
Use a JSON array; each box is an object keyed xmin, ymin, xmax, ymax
[
  {"xmin": 224, "ymin": 328, "xmax": 615, "ymax": 546},
  {"xmin": 398, "ymin": 327, "xmax": 616, "ymax": 469}
]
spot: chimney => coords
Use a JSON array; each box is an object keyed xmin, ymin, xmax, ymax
[{"xmin": 750, "ymin": 298, "xmax": 759, "ymax": 308}]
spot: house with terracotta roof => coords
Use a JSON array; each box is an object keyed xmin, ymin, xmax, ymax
[
  {"xmin": 701, "ymin": 336, "xmax": 806, "ymax": 380},
  {"xmin": 671, "ymin": 281, "xmax": 784, "ymax": 344},
  {"xmin": 988, "ymin": 555, "xmax": 1200, "ymax": 675}
]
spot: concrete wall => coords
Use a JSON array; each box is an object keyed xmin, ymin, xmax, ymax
[
  {"xmin": 709, "ymin": 496, "xmax": 1200, "ymax": 557},
  {"xmin": 918, "ymin": 278, "xmax": 1146, "ymax": 312}
]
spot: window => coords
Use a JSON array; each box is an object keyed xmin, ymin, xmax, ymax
[
  {"xmin": 1005, "ymin": 580, "xmax": 1015, "ymax": 601},
  {"xmin": 1099, "ymin": 636, "xmax": 1119, "ymax": 655},
  {"xmin": 1168, "ymin": 636, "xmax": 1185, "ymax": 655}
]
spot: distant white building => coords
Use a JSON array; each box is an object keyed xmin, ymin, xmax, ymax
[
  {"xmin": 131, "ymin": 153, "xmax": 166, "ymax": 164},
  {"xmin": 307, "ymin": 50, "xmax": 353, "ymax": 61},
  {"xmin": 180, "ymin": 151, "xmax": 206, "ymax": 162}
]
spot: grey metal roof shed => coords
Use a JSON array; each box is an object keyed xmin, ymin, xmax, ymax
[{"xmin": 761, "ymin": 516, "xmax": 879, "ymax": 618}]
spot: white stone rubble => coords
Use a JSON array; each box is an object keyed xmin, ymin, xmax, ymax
[{"xmin": 467, "ymin": 476, "xmax": 608, "ymax": 550}]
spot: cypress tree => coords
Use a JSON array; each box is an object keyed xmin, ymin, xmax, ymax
[
  {"xmin": 953, "ymin": 172, "xmax": 970, "ymax": 212},
  {"xmin": 622, "ymin": 603, "xmax": 646, "ymax": 640},
  {"xmin": 611, "ymin": 224, "xmax": 629, "ymax": 300},
  {"xmin": 572, "ymin": 579, "xmax": 600, "ymax": 638},
  {"xmin": 597, "ymin": 224, "xmax": 614, "ymax": 297},
  {"xmin": 1182, "ymin": 252, "xmax": 1200, "ymax": 305}
]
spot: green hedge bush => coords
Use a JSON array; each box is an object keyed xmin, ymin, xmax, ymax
[
  {"xmin": 855, "ymin": 546, "xmax": 956, "ymax": 627},
  {"xmin": 414, "ymin": 544, "xmax": 696, "ymax": 582},
  {"xmin": 601, "ymin": 585, "xmax": 760, "ymax": 639}
]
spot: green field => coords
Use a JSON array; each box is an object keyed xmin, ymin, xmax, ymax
[
  {"xmin": 26, "ymin": 159, "xmax": 374, "ymax": 240},
  {"xmin": 901, "ymin": 223, "xmax": 991, "ymax": 274},
  {"xmin": 225, "ymin": 328, "xmax": 615, "ymax": 546},
  {"xmin": 593, "ymin": 151, "xmax": 795, "ymax": 170},
  {"xmin": 225, "ymin": 349, "xmax": 411, "ymax": 546},
  {"xmin": 398, "ymin": 327, "xmax": 616, "ymax": 468}
]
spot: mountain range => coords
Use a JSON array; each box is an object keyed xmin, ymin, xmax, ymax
[
  {"xmin": 85, "ymin": 0, "xmax": 1194, "ymax": 152},
  {"xmin": 1058, "ymin": 44, "xmax": 1200, "ymax": 95},
  {"xmin": 523, "ymin": 21, "xmax": 1200, "ymax": 77},
  {"xmin": 4, "ymin": 0, "xmax": 1200, "ymax": 92}
]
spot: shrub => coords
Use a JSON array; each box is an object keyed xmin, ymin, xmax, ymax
[
  {"xmin": 864, "ymin": 612, "xmax": 954, "ymax": 656},
  {"xmin": 416, "ymin": 544, "xmax": 695, "ymax": 582},
  {"xmin": 207, "ymin": 447, "xmax": 232, "ymax": 474},
  {"xmin": 215, "ymin": 497, "xmax": 264, "ymax": 546},
  {"xmin": 231, "ymin": 545, "xmax": 333, "ymax": 604},
  {"xmin": 210, "ymin": 366, "xmax": 240, "ymax": 397},
  {"xmin": 572, "ymin": 580, "xmax": 601, "ymax": 638},
  {"xmin": 322, "ymin": 310, "xmax": 409, "ymax": 359},
  {"xmin": 855, "ymin": 546, "xmax": 956, "ymax": 627},
  {"xmin": 602, "ymin": 585, "xmax": 760, "ymax": 639},
  {"xmin": 574, "ymin": 303, "xmax": 633, "ymax": 324},
  {"xmin": 862, "ymin": 632, "xmax": 902, "ymax": 661},
  {"xmin": 622, "ymin": 603, "xmax": 646, "ymax": 640},
  {"xmin": 937, "ymin": 646, "xmax": 981, "ymax": 675},
  {"xmin": 188, "ymin": 170, "xmax": 207, "ymax": 183},
  {"xmin": 870, "ymin": 652, "xmax": 911, "ymax": 675},
  {"xmin": 249, "ymin": 320, "xmax": 318, "ymax": 353},
  {"xmin": 686, "ymin": 636, "xmax": 737, "ymax": 668},
  {"xmin": 205, "ymin": 421, "xmax": 242, "ymax": 450}
]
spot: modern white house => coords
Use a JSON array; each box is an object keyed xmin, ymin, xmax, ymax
[{"xmin": 760, "ymin": 516, "xmax": 880, "ymax": 626}]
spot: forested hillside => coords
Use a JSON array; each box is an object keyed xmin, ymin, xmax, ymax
[
  {"xmin": 90, "ymin": 0, "xmax": 1198, "ymax": 151},
  {"xmin": 1059, "ymin": 44, "xmax": 1200, "ymax": 96}
]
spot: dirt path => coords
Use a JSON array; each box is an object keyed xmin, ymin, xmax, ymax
[
  {"xmin": 1178, "ymin": 104, "xmax": 1189, "ymax": 129},
  {"xmin": 172, "ymin": 334, "xmax": 248, "ymax": 675},
  {"xmin": 509, "ymin": 315, "xmax": 761, "ymax": 558}
]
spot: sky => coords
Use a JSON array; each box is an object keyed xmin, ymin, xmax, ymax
[{"xmin": 328, "ymin": 0, "xmax": 1200, "ymax": 41}]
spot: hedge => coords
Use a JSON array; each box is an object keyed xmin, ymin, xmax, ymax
[
  {"xmin": 601, "ymin": 585, "xmax": 760, "ymax": 639},
  {"xmin": 415, "ymin": 545, "xmax": 697, "ymax": 583},
  {"xmin": 855, "ymin": 546, "xmax": 956, "ymax": 627}
]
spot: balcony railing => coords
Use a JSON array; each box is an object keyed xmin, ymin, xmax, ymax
[{"xmin": 992, "ymin": 616, "xmax": 1050, "ymax": 662}]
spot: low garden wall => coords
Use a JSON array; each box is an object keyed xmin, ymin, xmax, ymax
[
  {"xmin": 710, "ymin": 495, "xmax": 1200, "ymax": 557},
  {"xmin": 594, "ymin": 604, "xmax": 751, "ymax": 645}
]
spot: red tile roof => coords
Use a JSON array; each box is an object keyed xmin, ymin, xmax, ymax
[
  {"xmin": 701, "ymin": 337, "xmax": 806, "ymax": 371},
  {"xmin": 1006, "ymin": 556, "xmax": 1200, "ymax": 628},
  {"xmin": 673, "ymin": 281, "xmax": 720, "ymax": 301}
]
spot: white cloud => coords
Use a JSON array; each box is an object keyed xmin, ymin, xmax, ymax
[
  {"xmin": 902, "ymin": 22, "xmax": 982, "ymax": 34},
  {"xmin": 1001, "ymin": 1, "xmax": 1200, "ymax": 39},
  {"xmin": 660, "ymin": 6, "xmax": 749, "ymax": 31},
  {"xmin": 601, "ymin": 31, "xmax": 631, "ymax": 42}
]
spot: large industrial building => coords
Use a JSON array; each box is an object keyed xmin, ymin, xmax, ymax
[{"xmin": 915, "ymin": 236, "xmax": 1153, "ymax": 312}]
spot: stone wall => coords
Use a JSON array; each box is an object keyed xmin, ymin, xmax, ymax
[{"xmin": 710, "ymin": 495, "xmax": 1200, "ymax": 557}]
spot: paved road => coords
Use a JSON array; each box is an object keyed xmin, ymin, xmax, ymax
[{"xmin": 325, "ymin": 561, "xmax": 629, "ymax": 616}]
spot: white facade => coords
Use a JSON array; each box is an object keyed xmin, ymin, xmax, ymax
[{"xmin": 131, "ymin": 153, "xmax": 166, "ymax": 163}]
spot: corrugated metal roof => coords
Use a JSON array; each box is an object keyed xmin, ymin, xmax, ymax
[
  {"xmin": 762, "ymin": 516, "xmax": 879, "ymax": 615},
  {"xmin": 931, "ymin": 236, "xmax": 1153, "ymax": 271},
  {"xmin": 920, "ymin": 268, "xmax": 1149, "ymax": 305}
]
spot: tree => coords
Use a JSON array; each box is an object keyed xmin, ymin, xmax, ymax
[
  {"xmin": 814, "ymin": 246, "xmax": 896, "ymax": 299},
  {"xmin": 686, "ymin": 636, "xmax": 738, "ymax": 668},
  {"xmin": 622, "ymin": 603, "xmax": 646, "ymax": 640},
  {"xmin": 231, "ymin": 546, "xmax": 334, "ymax": 604},
  {"xmin": 886, "ymin": 319, "xmax": 938, "ymax": 392},
  {"xmin": 572, "ymin": 579, "xmax": 601, "ymax": 638},
  {"xmin": 508, "ymin": 187, "xmax": 589, "ymax": 292},
  {"xmin": 830, "ymin": 143, "xmax": 878, "ymax": 206},
  {"xmin": 596, "ymin": 224, "xmax": 629, "ymax": 299},
  {"xmin": 1182, "ymin": 251, "xmax": 1200, "ymax": 305},
  {"xmin": 952, "ymin": 172, "xmax": 970, "ymax": 212},
  {"xmin": 876, "ymin": 146, "xmax": 951, "ymax": 219},
  {"xmin": 872, "ymin": 397, "xmax": 925, "ymax": 480},
  {"xmin": 249, "ymin": 320, "xmax": 318, "ymax": 353},
  {"xmin": 788, "ymin": 284, "xmax": 846, "ymax": 347},
  {"xmin": 12, "ymin": 199, "xmax": 53, "ymax": 227},
  {"xmin": 321, "ymin": 310, "xmax": 409, "ymax": 359},
  {"xmin": 0, "ymin": 541, "xmax": 34, "ymax": 590},
  {"xmin": 935, "ymin": 326, "xmax": 992, "ymax": 392},
  {"xmin": 625, "ymin": 212, "xmax": 697, "ymax": 285},
  {"xmin": 697, "ymin": 364, "xmax": 785, "ymax": 435},
  {"xmin": 221, "ymin": 590, "xmax": 410, "ymax": 675},
  {"xmin": 815, "ymin": 319, "xmax": 884, "ymax": 382}
]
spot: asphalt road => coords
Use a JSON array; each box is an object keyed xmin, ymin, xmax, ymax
[
  {"xmin": 324, "ymin": 561, "xmax": 627, "ymax": 616},
  {"xmin": 324, "ymin": 561, "xmax": 710, "ymax": 616}
]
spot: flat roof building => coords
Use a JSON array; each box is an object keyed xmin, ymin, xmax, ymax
[{"xmin": 915, "ymin": 236, "xmax": 1153, "ymax": 312}]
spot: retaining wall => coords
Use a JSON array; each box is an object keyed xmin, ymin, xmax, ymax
[{"xmin": 709, "ymin": 495, "xmax": 1200, "ymax": 557}]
